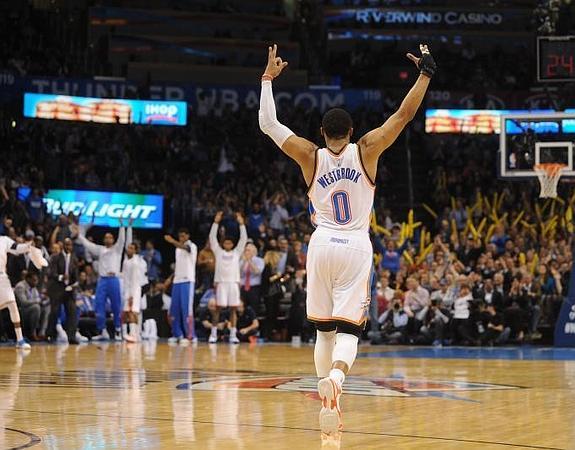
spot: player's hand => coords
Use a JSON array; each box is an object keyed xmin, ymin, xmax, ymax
[
  {"xmin": 236, "ymin": 212, "xmax": 245, "ymax": 225},
  {"xmin": 263, "ymin": 44, "xmax": 288, "ymax": 79},
  {"xmin": 406, "ymin": 44, "xmax": 437, "ymax": 78},
  {"xmin": 214, "ymin": 211, "xmax": 224, "ymax": 224},
  {"xmin": 164, "ymin": 234, "xmax": 175, "ymax": 243},
  {"xmin": 128, "ymin": 217, "xmax": 134, "ymax": 226},
  {"xmin": 119, "ymin": 217, "xmax": 124, "ymax": 227}
]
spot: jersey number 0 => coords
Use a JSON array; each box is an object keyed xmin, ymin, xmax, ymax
[{"xmin": 331, "ymin": 191, "xmax": 352, "ymax": 225}]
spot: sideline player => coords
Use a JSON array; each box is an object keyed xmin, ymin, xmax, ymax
[
  {"xmin": 208, "ymin": 211, "xmax": 247, "ymax": 344},
  {"xmin": 122, "ymin": 242, "xmax": 147, "ymax": 342},
  {"xmin": 164, "ymin": 228, "xmax": 197, "ymax": 345},
  {"xmin": 259, "ymin": 44, "xmax": 436, "ymax": 434},
  {"xmin": 0, "ymin": 235, "xmax": 47, "ymax": 349},
  {"xmin": 72, "ymin": 218, "xmax": 128, "ymax": 341}
]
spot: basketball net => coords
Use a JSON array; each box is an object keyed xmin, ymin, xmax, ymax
[{"xmin": 534, "ymin": 163, "xmax": 566, "ymax": 198}]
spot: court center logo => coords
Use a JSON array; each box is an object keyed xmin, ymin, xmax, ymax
[{"xmin": 176, "ymin": 375, "xmax": 520, "ymax": 400}]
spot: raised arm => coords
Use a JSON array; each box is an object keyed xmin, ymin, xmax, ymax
[
  {"xmin": 258, "ymin": 44, "xmax": 317, "ymax": 185},
  {"xmin": 125, "ymin": 219, "xmax": 133, "ymax": 250},
  {"xmin": 164, "ymin": 235, "xmax": 191, "ymax": 252},
  {"xmin": 236, "ymin": 213, "xmax": 248, "ymax": 253},
  {"xmin": 114, "ymin": 226, "xmax": 126, "ymax": 253},
  {"xmin": 6, "ymin": 240, "xmax": 31, "ymax": 256},
  {"xmin": 358, "ymin": 44, "xmax": 437, "ymax": 180},
  {"xmin": 209, "ymin": 211, "xmax": 223, "ymax": 254}
]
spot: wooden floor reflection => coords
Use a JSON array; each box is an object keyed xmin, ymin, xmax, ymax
[{"xmin": 1, "ymin": 342, "xmax": 574, "ymax": 449}]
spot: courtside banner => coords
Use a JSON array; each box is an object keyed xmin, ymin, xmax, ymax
[
  {"xmin": 425, "ymin": 109, "xmax": 559, "ymax": 134},
  {"xmin": 44, "ymin": 189, "xmax": 164, "ymax": 229},
  {"xmin": 23, "ymin": 93, "xmax": 187, "ymax": 126}
]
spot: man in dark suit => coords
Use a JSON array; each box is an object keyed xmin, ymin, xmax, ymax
[{"xmin": 47, "ymin": 238, "xmax": 79, "ymax": 344}]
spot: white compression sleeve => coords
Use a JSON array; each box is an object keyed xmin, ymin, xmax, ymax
[
  {"xmin": 314, "ymin": 330, "xmax": 336, "ymax": 377},
  {"xmin": 258, "ymin": 80, "xmax": 295, "ymax": 148},
  {"xmin": 332, "ymin": 333, "xmax": 359, "ymax": 371}
]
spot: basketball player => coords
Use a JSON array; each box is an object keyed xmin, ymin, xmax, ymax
[
  {"xmin": 0, "ymin": 236, "xmax": 47, "ymax": 349},
  {"xmin": 122, "ymin": 243, "xmax": 147, "ymax": 342},
  {"xmin": 164, "ymin": 228, "xmax": 197, "ymax": 345},
  {"xmin": 72, "ymin": 219, "xmax": 128, "ymax": 341},
  {"xmin": 259, "ymin": 44, "xmax": 436, "ymax": 434},
  {"xmin": 208, "ymin": 211, "xmax": 248, "ymax": 344}
]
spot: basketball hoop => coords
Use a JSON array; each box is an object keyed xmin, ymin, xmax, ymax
[{"xmin": 534, "ymin": 163, "xmax": 567, "ymax": 198}]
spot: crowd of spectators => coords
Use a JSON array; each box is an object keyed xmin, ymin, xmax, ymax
[{"xmin": 0, "ymin": 91, "xmax": 572, "ymax": 346}]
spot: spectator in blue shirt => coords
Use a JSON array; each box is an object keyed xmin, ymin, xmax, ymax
[
  {"xmin": 381, "ymin": 241, "xmax": 400, "ymax": 274},
  {"xmin": 141, "ymin": 240, "xmax": 162, "ymax": 282},
  {"xmin": 248, "ymin": 202, "xmax": 265, "ymax": 238}
]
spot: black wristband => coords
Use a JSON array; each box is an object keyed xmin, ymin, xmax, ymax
[{"xmin": 419, "ymin": 53, "xmax": 437, "ymax": 78}]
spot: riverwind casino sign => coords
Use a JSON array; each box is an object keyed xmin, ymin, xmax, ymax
[{"xmin": 324, "ymin": 7, "xmax": 529, "ymax": 30}]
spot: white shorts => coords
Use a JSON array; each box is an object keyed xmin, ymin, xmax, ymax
[
  {"xmin": 123, "ymin": 290, "xmax": 142, "ymax": 313},
  {"xmin": 306, "ymin": 228, "xmax": 372, "ymax": 326},
  {"xmin": 0, "ymin": 276, "xmax": 15, "ymax": 307},
  {"xmin": 216, "ymin": 282, "xmax": 241, "ymax": 307}
]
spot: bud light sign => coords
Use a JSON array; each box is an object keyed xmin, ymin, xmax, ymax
[
  {"xmin": 23, "ymin": 93, "xmax": 187, "ymax": 126},
  {"xmin": 44, "ymin": 189, "xmax": 164, "ymax": 229}
]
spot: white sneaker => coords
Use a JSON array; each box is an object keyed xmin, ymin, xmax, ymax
[
  {"xmin": 191, "ymin": 337, "xmax": 198, "ymax": 344},
  {"xmin": 76, "ymin": 332, "xmax": 89, "ymax": 343},
  {"xmin": 16, "ymin": 340, "xmax": 31, "ymax": 350},
  {"xmin": 179, "ymin": 338, "xmax": 190, "ymax": 347},
  {"xmin": 92, "ymin": 329, "xmax": 110, "ymax": 341},
  {"xmin": 208, "ymin": 334, "xmax": 218, "ymax": 344},
  {"xmin": 229, "ymin": 335, "xmax": 240, "ymax": 344},
  {"xmin": 168, "ymin": 337, "xmax": 179, "ymax": 345},
  {"xmin": 318, "ymin": 377, "xmax": 343, "ymax": 435},
  {"xmin": 56, "ymin": 324, "xmax": 68, "ymax": 343},
  {"xmin": 114, "ymin": 329, "xmax": 122, "ymax": 341}
]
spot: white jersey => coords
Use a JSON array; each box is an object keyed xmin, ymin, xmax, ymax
[
  {"xmin": 308, "ymin": 143, "xmax": 375, "ymax": 233},
  {"xmin": 174, "ymin": 240, "xmax": 197, "ymax": 284},
  {"xmin": 0, "ymin": 236, "xmax": 15, "ymax": 274},
  {"xmin": 122, "ymin": 255, "xmax": 147, "ymax": 299},
  {"xmin": 209, "ymin": 223, "xmax": 248, "ymax": 283}
]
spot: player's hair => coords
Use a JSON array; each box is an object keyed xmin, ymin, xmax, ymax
[
  {"xmin": 321, "ymin": 108, "xmax": 353, "ymax": 139},
  {"xmin": 178, "ymin": 227, "xmax": 190, "ymax": 235},
  {"xmin": 223, "ymin": 236, "xmax": 234, "ymax": 243}
]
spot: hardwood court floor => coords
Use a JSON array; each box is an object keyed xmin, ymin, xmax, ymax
[{"xmin": 1, "ymin": 342, "xmax": 575, "ymax": 450}]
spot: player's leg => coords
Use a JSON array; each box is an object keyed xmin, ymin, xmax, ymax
[
  {"xmin": 210, "ymin": 283, "xmax": 224, "ymax": 343},
  {"xmin": 93, "ymin": 279, "xmax": 109, "ymax": 340},
  {"xmin": 178, "ymin": 282, "xmax": 191, "ymax": 346},
  {"xmin": 127, "ymin": 288, "xmax": 142, "ymax": 343},
  {"xmin": 306, "ymin": 242, "xmax": 336, "ymax": 377},
  {"xmin": 1, "ymin": 300, "xmax": 30, "ymax": 349},
  {"xmin": 186, "ymin": 282, "xmax": 197, "ymax": 343},
  {"xmin": 314, "ymin": 321, "xmax": 336, "ymax": 377},
  {"xmin": 169, "ymin": 283, "xmax": 183, "ymax": 343},
  {"xmin": 228, "ymin": 283, "xmax": 241, "ymax": 344},
  {"xmin": 109, "ymin": 277, "xmax": 123, "ymax": 340},
  {"xmin": 318, "ymin": 246, "xmax": 371, "ymax": 435}
]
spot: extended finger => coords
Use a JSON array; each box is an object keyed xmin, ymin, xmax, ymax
[
  {"xmin": 272, "ymin": 43, "xmax": 277, "ymax": 58},
  {"xmin": 281, "ymin": 61, "xmax": 288, "ymax": 69},
  {"xmin": 268, "ymin": 46, "xmax": 273, "ymax": 60},
  {"xmin": 406, "ymin": 53, "xmax": 419, "ymax": 64}
]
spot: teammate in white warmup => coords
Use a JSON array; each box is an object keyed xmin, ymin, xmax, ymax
[
  {"xmin": 259, "ymin": 44, "xmax": 436, "ymax": 435},
  {"xmin": 0, "ymin": 236, "xmax": 47, "ymax": 349}
]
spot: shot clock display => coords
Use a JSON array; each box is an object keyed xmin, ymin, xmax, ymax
[{"xmin": 537, "ymin": 36, "xmax": 575, "ymax": 82}]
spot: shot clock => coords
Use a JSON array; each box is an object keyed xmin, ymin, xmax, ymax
[{"xmin": 537, "ymin": 36, "xmax": 575, "ymax": 82}]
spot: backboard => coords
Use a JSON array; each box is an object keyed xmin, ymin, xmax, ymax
[{"xmin": 499, "ymin": 112, "xmax": 575, "ymax": 179}]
